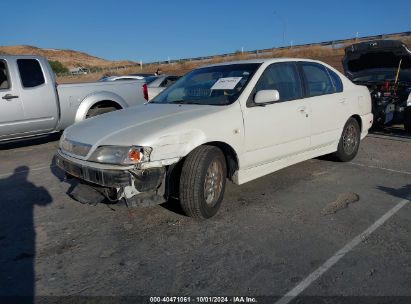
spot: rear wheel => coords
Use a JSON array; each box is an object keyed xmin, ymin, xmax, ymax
[
  {"xmin": 334, "ymin": 117, "xmax": 361, "ymax": 162},
  {"xmin": 404, "ymin": 106, "xmax": 411, "ymax": 133},
  {"xmin": 179, "ymin": 146, "xmax": 227, "ymax": 219}
]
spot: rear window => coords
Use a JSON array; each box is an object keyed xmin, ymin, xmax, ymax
[
  {"xmin": 0, "ymin": 60, "xmax": 10, "ymax": 90},
  {"xmin": 144, "ymin": 76, "xmax": 158, "ymax": 84},
  {"xmin": 17, "ymin": 59, "xmax": 45, "ymax": 88},
  {"xmin": 161, "ymin": 76, "xmax": 180, "ymax": 87},
  {"xmin": 327, "ymin": 68, "xmax": 343, "ymax": 93}
]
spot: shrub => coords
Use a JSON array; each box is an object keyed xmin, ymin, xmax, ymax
[{"xmin": 49, "ymin": 60, "xmax": 69, "ymax": 74}]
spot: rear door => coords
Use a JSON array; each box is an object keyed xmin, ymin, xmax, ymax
[
  {"xmin": 0, "ymin": 59, "xmax": 24, "ymax": 138},
  {"xmin": 16, "ymin": 58, "xmax": 59, "ymax": 133},
  {"xmin": 298, "ymin": 62, "xmax": 348, "ymax": 148}
]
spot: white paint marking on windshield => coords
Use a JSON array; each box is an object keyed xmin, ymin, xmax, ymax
[{"xmin": 210, "ymin": 77, "xmax": 242, "ymax": 90}]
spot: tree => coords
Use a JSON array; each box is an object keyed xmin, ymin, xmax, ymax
[{"xmin": 48, "ymin": 60, "xmax": 69, "ymax": 74}]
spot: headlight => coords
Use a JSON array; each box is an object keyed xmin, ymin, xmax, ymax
[{"xmin": 89, "ymin": 146, "xmax": 152, "ymax": 165}]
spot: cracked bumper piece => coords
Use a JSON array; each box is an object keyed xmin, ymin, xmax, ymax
[
  {"xmin": 55, "ymin": 150, "xmax": 167, "ymax": 206},
  {"xmin": 55, "ymin": 151, "xmax": 132, "ymax": 187}
]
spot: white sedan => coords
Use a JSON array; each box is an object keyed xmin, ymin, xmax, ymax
[{"xmin": 56, "ymin": 58, "xmax": 373, "ymax": 218}]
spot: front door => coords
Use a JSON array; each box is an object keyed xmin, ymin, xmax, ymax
[
  {"xmin": 242, "ymin": 62, "xmax": 311, "ymax": 168},
  {"xmin": 0, "ymin": 59, "xmax": 24, "ymax": 139}
]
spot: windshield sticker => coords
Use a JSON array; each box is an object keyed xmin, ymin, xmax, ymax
[{"xmin": 211, "ymin": 77, "xmax": 243, "ymax": 90}]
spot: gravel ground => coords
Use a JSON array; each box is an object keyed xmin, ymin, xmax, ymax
[{"xmin": 0, "ymin": 131, "xmax": 410, "ymax": 302}]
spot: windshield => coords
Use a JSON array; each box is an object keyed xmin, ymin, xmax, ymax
[
  {"xmin": 351, "ymin": 69, "xmax": 411, "ymax": 83},
  {"xmin": 151, "ymin": 63, "xmax": 261, "ymax": 105}
]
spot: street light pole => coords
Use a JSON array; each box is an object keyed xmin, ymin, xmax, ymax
[{"xmin": 273, "ymin": 11, "xmax": 287, "ymax": 45}]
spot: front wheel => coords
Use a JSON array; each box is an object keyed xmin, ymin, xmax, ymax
[
  {"xmin": 179, "ymin": 146, "xmax": 227, "ymax": 219},
  {"xmin": 334, "ymin": 118, "xmax": 361, "ymax": 162}
]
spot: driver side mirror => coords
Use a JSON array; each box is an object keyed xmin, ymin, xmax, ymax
[{"xmin": 254, "ymin": 90, "xmax": 280, "ymax": 104}]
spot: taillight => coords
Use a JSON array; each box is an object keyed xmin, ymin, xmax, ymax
[
  {"xmin": 142, "ymin": 84, "xmax": 149, "ymax": 101},
  {"xmin": 385, "ymin": 81, "xmax": 389, "ymax": 92}
]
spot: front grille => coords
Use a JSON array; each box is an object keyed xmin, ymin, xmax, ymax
[{"xmin": 60, "ymin": 137, "xmax": 91, "ymax": 157}]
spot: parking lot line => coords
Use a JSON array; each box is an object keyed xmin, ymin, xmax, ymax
[
  {"xmin": 0, "ymin": 164, "xmax": 54, "ymax": 178},
  {"xmin": 349, "ymin": 162, "xmax": 411, "ymax": 176},
  {"xmin": 275, "ymin": 195, "xmax": 410, "ymax": 304}
]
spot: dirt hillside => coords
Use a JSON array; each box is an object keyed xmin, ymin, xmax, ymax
[{"xmin": 0, "ymin": 45, "xmax": 135, "ymax": 68}]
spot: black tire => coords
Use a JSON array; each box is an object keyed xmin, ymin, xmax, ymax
[
  {"xmin": 404, "ymin": 106, "xmax": 411, "ymax": 133},
  {"xmin": 179, "ymin": 145, "xmax": 227, "ymax": 219},
  {"xmin": 334, "ymin": 117, "xmax": 361, "ymax": 162},
  {"xmin": 86, "ymin": 106, "xmax": 117, "ymax": 118}
]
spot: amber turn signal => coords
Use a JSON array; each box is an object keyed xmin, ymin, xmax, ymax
[{"xmin": 128, "ymin": 149, "xmax": 141, "ymax": 162}]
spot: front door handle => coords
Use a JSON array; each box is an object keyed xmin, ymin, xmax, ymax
[
  {"xmin": 2, "ymin": 94, "xmax": 19, "ymax": 100},
  {"xmin": 298, "ymin": 106, "xmax": 306, "ymax": 112},
  {"xmin": 339, "ymin": 98, "xmax": 347, "ymax": 103}
]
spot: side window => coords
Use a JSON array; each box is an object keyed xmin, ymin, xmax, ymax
[
  {"xmin": 0, "ymin": 60, "xmax": 10, "ymax": 90},
  {"xmin": 17, "ymin": 59, "xmax": 45, "ymax": 88},
  {"xmin": 254, "ymin": 63, "xmax": 303, "ymax": 102},
  {"xmin": 301, "ymin": 63, "xmax": 335, "ymax": 97},
  {"xmin": 327, "ymin": 68, "xmax": 343, "ymax": 93}
]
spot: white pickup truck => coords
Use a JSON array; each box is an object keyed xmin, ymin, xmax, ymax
[
  {"xmin": 56, "ymin": 58, "xmax": 373, "ymax": 219},
  {"xmin": 0, "ymin": 55, "xmax": 147, "ymax": 142}
]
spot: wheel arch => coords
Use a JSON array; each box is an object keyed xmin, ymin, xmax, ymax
[
  {"xmin": 74, "ymin": 91, "xmax": 127, "ymax": 123},
  {"xmin": 171, "ymin": 141, "xmax": 238, "ymax": 180},
  {"xmin": 205, "ymin": 141, "xmax": 239, "ymax": 180},
  {"xmin": 350, "ymin": 114, "xmax": 362, "ymax": 132}
]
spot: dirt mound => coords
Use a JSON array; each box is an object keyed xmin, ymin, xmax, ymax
[{"xmin": 321, "ymin": 192, "xmax": 360, "ymax": 215}]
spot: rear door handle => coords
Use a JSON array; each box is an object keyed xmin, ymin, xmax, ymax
[
  {"xmin": 2, "ymin": 94, "xmax": 19, "ymax": 100},
  {"xmin": 339, "ymin": 98, "xmax": 347, "ymax": 103},
  {"xmin": 298, "ymin": 106, "xmax": 306, "ymax": 112}
]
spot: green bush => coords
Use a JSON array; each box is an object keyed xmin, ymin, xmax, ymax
[{"xmin": 49, "ymin": 60, "xmax": 69, "ymax": 74}]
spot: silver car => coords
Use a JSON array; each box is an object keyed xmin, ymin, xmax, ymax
[{"xmin": 146, "ymin": 75, "xmax": 180, "ymax": 100}]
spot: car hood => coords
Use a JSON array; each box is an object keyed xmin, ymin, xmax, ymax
[
  {"xmin": 342, "ymin": 40, "xmax": 411, "ymax": 81},
  {"xmin": 63, "ymin": 103, "xmax": 226, "ymax": 159}
]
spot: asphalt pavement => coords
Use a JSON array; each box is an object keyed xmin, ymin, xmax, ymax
[{"xmin": 0, "ymin": 131, "xmax": 410, "ymax": 303}]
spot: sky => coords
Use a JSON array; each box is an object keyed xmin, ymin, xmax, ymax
[{"xmin": 2, "ymin": 0, "xmax": 411, "ymax": 63}]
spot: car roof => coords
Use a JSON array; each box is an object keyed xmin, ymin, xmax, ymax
[
  {"xmin": 0, "ymin": 55, "xmax": 45, "ymax": 60},
  {"xmin": 201, "ymin": 57, "xmax": 325, "ymax": 68},
  {"xmin": 128, "ymin": 73, "xmax": 156, "ymax": 76}
]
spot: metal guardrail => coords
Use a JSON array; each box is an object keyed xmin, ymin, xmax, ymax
[
  {"xmin": 57, "ymin": 31, "xmax": 411, "ymax": 76},
  {"xmin": 147, "ymin": 30, "xmax": 411, "ymax": 65}
]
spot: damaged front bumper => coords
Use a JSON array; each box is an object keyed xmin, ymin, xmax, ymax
[{"xmin": 55, "ymin": 150, "xmax": 170, "ymax": 206}]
